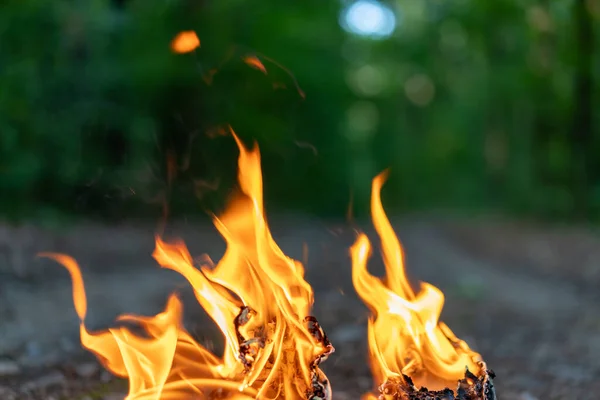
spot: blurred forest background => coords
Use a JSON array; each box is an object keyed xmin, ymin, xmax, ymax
[{"xmin": 1, "ymin": 0, "xmax": 599, "ymax": 224}]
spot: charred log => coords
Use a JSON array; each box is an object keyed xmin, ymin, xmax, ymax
[
  {"xmin": 233, "ymin": 307, "xmax": 334, "ymax": 400},
  {"xmin": 235, "ymin": 306, "xmax": 265, "ymax": 372},
  {"xmin": 304, "ymin": 316, "xmax": 334, "ymax": 400},
  {"xmin": 376, "ymin": 364, "xmax": 496, "ymax": 400}
]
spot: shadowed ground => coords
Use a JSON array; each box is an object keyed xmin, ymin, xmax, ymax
[{"xmin": 1, "ymin": 215, "xmax": 599, "ymax": 399}]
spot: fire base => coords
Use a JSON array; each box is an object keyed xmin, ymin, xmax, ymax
[
  {"xmin": 235, "ymin": 307, "xmax": 334, "ymax": 400},
  {"xmin": 377, "ymin": 366, "xmax": 496, "ymax": 400}
]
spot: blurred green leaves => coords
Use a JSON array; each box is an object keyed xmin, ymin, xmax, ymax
[{"xmin": 0, "ymin": 0, "xmax": 598, "ymax": 222}]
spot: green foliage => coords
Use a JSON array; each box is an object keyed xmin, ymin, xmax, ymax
[{"xmin": 0, "ymin": 0, "xmax": 598, "ymax": 222}]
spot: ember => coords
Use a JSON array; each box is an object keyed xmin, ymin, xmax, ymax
[
  {"xmin": 41, "ymin": 131, "xmax": 333, "ymax": 400},
  {"xmin": 171, "ymin": 30, "xmax": 200, "ymax": 53},
  {"xmin": 350, "ymin": 171, "xmax": 497, "ymax": 400}
]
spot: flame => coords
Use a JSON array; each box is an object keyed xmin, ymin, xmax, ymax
[
  {"xmin": 171, "ymin": 31, "xmax": 200, "ymax": 53},
  {"xmin": 42, "ymin": 132, "xmax": 332, "ymax": 400},
  {"xmin": 350, "ymin": 171, "xmax": 482, "ymax": 393}
]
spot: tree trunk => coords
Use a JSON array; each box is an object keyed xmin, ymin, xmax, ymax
[{"xmin": 571, "ymin": 0, "xmax": 594, "ymax": 219}]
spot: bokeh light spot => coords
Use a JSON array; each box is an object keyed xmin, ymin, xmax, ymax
[
  {"xmin": 341, "ymin": 0, "xmax": 397, "ymax": 39},
  {"xmin": 404, "ymin": 74, "xmax": 435, "ymax": 107},
  {"xmin": 347, "ymin": 64, "xmax": 385, "ymax": 96},
  {"xmin": 439, "ymin": 20, "xmax": 468, "ymax": 53},
  {"xmin": 527, "ymin": 6, "xmax": 554, "ymax": 33},
  {"xmin": 344, "ymin": 101, "xmax": 379, "ymax": 142}
]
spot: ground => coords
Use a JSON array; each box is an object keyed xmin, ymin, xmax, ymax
[{"xmin": 1, "ymin": 215, "xmax": 599, "ymax": 399}]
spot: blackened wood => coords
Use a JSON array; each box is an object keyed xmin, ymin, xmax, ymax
[{"xmin": 375, "ymin": 364, "xmax": 497, "ymax": 400}]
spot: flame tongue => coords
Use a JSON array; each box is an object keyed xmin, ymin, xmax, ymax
[
  {"xmin": 43, "ymin": 131, "xmax": 332, "ymax": 400},
  {"xmin": 350, "ymin": 172, "xmax": 482, "ymax": 393}
]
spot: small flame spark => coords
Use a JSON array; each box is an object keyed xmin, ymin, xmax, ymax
[
  {"xmin": 242, "ymin": 56, "xmax": 268, "ymax": 75},
  {"xmin": 171, "ymin": 31, "xmax": 200, "ymax": 53}
]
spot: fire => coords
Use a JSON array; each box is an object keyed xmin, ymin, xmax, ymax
[
  {"xmin": 41, "ymin": 132, "xmax": 333, "ymax": 400},
  {"xmin": 350, "ymin": 171, "xmax": 483, "ymax": 395}
]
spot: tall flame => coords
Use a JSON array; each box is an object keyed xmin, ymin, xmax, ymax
[
  {"xmin": 42, "ymin": 132, "xmax": 332, "ymax": 400},
  {"xmin": 350, "ymin": 171, "xmax": 482, "ymax": 394}
]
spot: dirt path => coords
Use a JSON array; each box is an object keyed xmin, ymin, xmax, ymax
[{"xmin": 1, "ymin": 216, "xmax": 598, "ymax": 399}]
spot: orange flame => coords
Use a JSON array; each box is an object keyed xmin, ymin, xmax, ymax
[
  {"xmin": 350, "ymin": 171, "xmax": 482, "ymax": 394},
  {"xmin": 171, "ymin": 31, "xmax": 200, "ymax": 53},
  {"xmin": 42, "ymin": 132, "xmax": 332, "ymax": 400}
]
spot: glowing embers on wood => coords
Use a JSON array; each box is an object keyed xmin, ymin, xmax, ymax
[
  {"xmin": 42, "ymin": 132, "xmax": 333, "ymax": 400},
  {"xmin": 350, "ymin": 172, "xmax": 497, "ymax": 400},
  {"xmin": 375, "ymin": 363, "xmax": 496, "ymax": 400}
]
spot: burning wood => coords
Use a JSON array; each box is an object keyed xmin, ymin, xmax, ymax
[
  {"xmin": 234, "ymin": 307, "xmax": 333, "ymax": 400},
  {"xmin": 350, "ymin": 171, "xmax": 498, "ymax": 400},
  {"xmin": 376, "ymin": 364, "xmax": 496, "ymax": 400},
  {"xmin": 303, "ymin": 316, "xmax": 334, "ymax": 400},
  {"xmin": 41, "ymin": 132, "xmax": 334, "ymax": 400}
]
